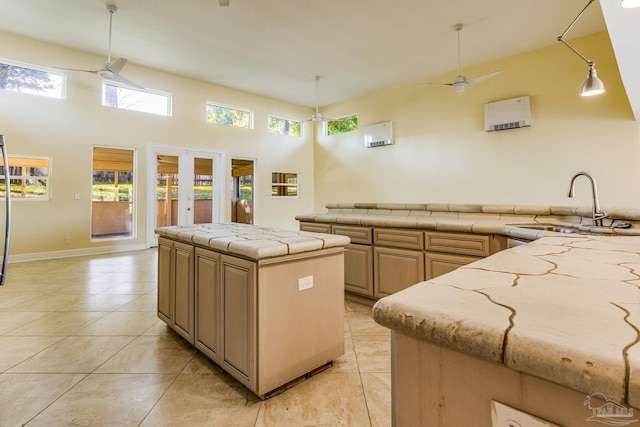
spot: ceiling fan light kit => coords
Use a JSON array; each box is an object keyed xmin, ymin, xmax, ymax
[
  {"xmin": 422, "ymin": 23, "xmax": 501, "ymax": 96},
  {"xmin": 557, "ymin": 0, "xmax": 605, "ymax": 97},
  {"xmin": 56, "ymin": 4, "xmax": 144, "ymax": 89}
]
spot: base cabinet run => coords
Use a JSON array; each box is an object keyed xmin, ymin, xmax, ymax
[
  {"xmin": 300, "ymin": 222, "xmax": 507, "ymax": 302},
  {"xmin": 158, "ymin": 237, "xmax": 345, "ymax": 398}
]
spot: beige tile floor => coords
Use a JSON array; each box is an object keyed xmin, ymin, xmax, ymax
[{"xmin": 0, "ymin": 249, "xmax": 391, "ymax": 426}]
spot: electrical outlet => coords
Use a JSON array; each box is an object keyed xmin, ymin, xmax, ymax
[
  {"xmin": 491, "ymin": 401, "xmax": 561, "ymax": 427},
  {"xmin": 298, "ymin": 276, "xmax": 313, "ymax": 291}
]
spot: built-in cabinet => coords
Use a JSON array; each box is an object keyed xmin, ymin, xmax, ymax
[
  {"xmin": 157, "ymin": 236, "xmax": 344, "ymax": 398},
  {"xmin": 299, "ymin": 223, "xmax": 506, "ymax": 302},
  {"xmin": 157, "ymin": 238, "xmax": 195, "ymax": 343}
]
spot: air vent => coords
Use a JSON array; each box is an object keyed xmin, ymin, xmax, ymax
[
  {"xmin": 364, "ymin": 121, "xmax": 393, "ymax": 148},
  {"xmin": 484, "ymin": 96, "xmax": 531, "ymax": 132}
]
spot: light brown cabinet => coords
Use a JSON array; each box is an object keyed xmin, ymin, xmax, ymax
[
  {"xmin": 220, "ymin": 254, "xmax": 257, "ymax": 391},
  {"xmin": 331, "ymin": 225, "xmax": 374, "ymax": 298},
  {"xmin": 374, "ymin": 246, "xmax": 425, "ymax": 297},
  {"xmin": 157, "ymin": 237, "xmax": 194, "ymax": 344},
  {"xmin": 194, "ymin": 248, "xmax": 222, "ymax": 363},
  {"xmin": 344, "ymin": 243, "xmax": 374, "ymax": 296},
  {"xmin": 158, "ymin": 238, "xmax": 344, "ymax": 398},
  {"xmin": 425, "ymin": 251, "xmax": 482, "ymax": 279},
  {"xmin": 299, "ymin": 222, "xmax": 506, "ymax": 301}
]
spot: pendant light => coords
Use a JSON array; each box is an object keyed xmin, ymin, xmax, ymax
[
  {"xmin": 557, "ymin": 0, "xmax": 605, "ymax": 96},
  {"xmin": 621, "ymin": 0, "xmax": 640, "ymax": 8}
]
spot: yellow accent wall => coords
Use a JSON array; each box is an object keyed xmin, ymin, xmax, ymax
[
  {"xmin": 315, "ymin": 31, "xmax": 640, "ymax": 210},
  {"xmin": 0, "ymin": 31, "xmax": 315, "ymax": 257}
]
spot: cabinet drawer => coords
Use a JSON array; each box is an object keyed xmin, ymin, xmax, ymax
[
  {"xmin": 424, "ymin": 231, "xmax": 491, "ymax": 257},
  {"xmin": 332, "ymin": 225, "xmax": 372, "ymax": 244},
  {"xmin": 299, "ymin": 222, "xmax": 331, "ymax": 234},
  {"xmin": 425, "ymin": 252, "xmax": 481, "ymax": 279},
  {"xmin": 374, "ymin": 228, "xmax": 424, "ymax": 250}
]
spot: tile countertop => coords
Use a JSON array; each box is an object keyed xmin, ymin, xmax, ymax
[
  {"xmin": 155, "ymin": 223, "xmax": 350, "ymax": 260},
  {"xmin": 296, "ymin": 203, "xmax": 640, "ymax": 238},
  {"xmin": 372, "ymin": 234, "xmax": 640, "ymax": 408}
]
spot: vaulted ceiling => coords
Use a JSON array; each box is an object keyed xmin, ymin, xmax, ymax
[{"xmin": 0, "ymin": 0, "xmax": 637, "ymax": 116}]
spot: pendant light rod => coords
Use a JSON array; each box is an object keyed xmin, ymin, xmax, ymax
[
  {"xmin": 106, "ymin": 5, "xmax": 117, "ymax": 64},
  {"xmin": 556, "ymin": 0, "xmax": 605, "ymax": 96},
  {"xmin": 557, "ymin": 0, "xmax": 596, "ymax": 66}
]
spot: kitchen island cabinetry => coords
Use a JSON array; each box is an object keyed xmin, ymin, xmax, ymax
[
  {"xmin": 194, "ymin": 248, "xmax": 222, "ymax": 363},
  {"xmin": 156, "ymin": 223, "xmax": 349, "ymax": 399},
  {"xmin": 157, "ymin": 238, "xmax": 194, "ymax": 344}
]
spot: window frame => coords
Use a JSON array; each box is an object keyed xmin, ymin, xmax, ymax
[
  {"xmin": 326, "ymin": 113, "xmax": 359, "ymax": 136},
  {"xmin": 90, "ymin": 146, "xmax": 137, "ymax": 241},
  {"xmin": 205, "ymin": 101, "xmax": 254, "ymax": 129},
  {"xmin": 0, "ymin": 155, "xmax": 52, "ymax": 201},
  {"xmin": 271, "ymin": 172, "xmax": 300, "ymax": 198},
  {"xmin": 267, "ymin": 115, "xmax": 303, "ymax": 137},
  {"xmin": 0, "ymin": 58, "xmax": 66, "ymax": 99},
  {"xmin": 101, "ymin": 81, "xmax": 172, "ymax": 117}
]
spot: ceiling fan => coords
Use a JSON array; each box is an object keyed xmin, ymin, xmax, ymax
[
  {"xmin": 423, "ymin": 23, "xmax": 502, "ymax": 96},
  {"xmin": 305, "ymin": 76, "xmax": 341, "ymax": 122},
  {"xmin": 58, "ymin": 4, "xmax": 144, "ymax": 89}
]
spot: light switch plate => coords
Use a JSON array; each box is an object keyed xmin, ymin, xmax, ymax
[
  {"xmin": 298, "ymin": 276, "xmax": 313, "ymax": 291},
  {"xmin": 491, "ymin": 401, "xmax": 561, "ymax": 427}
]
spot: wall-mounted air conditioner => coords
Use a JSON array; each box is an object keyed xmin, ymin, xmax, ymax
[
  {"xmin": 364, "ymin": 121, "xmax": 393, "ymax": 148},
  {"xmin": 484, "ymin": 96, "xmax": 531, "ymax": 132}
]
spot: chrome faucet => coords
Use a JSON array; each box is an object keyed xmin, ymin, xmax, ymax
[{"xmin": 568, "ymin": 171, "xmax": 607, "ymax": 226}]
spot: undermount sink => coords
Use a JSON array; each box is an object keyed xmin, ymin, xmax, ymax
[{"xmin": 513, "ymin": 224, "xmax": 579, "ymax": 234}]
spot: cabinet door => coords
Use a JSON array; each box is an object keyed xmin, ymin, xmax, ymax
[
  {"xmin": 425, "ymin": 252, "xmax": 481, "ymax": 280},
  {"xmin": 173, "ymin": 241, "xmax": 195, "ymax": 344},
  {"xmin": 195, "ymin": 248, "xmax": 221, "ymax": 363},
  {"xmin": 299, "ymin": 222, "xmax": 331, "ymax": 234},
  {"xmin": 221, "ymin": 255, "xmax": 257, "ymax": 390},
  {"xmin": 344, "ymin": 243, "xmax": 374, "ymax": 297},
  {"xmin": 374, "ymin": 246, "xmax": 425, "ymax": 298},
  {"xmin": 157, "ymin": 237, "xmax": 173, "ymax": 324}
]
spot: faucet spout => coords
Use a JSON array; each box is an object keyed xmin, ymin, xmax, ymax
[{"xmin": 568, "ymin": 171, "xmax": 607, "ymax": 226}]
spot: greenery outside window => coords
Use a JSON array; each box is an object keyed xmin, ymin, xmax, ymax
[
  {"xmin": 0, "ymin": 156, "xmax": 50, "ymax": 199},
  {"xmin": 0, "ymin": 59, "xmax": 65, "ymax": 99},
  {"xmin": 102, "ymin": 83, "xmax": 171, "ymax": 116},
  {"xmin": 327, "ymin": 114, "xmax": 358, "ymax": 136},
  {"xmin": 271, "ymin": 172, "xmax": 298, "ymax": 197},
  {"xmin": 92, "ymin": 147, "xmax": 135, "ymax": 239},
  {"xmin": 206, "ymin": 102, "xmax": 253, "ymax": 128},
  {"xmin": 268, "ymin": 115, "xmax": 302, "ymax": 137}
]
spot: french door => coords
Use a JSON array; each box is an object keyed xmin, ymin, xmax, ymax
[{"xmin": 147, "ymin": 145, "xmax": 224, "ymax": 247}]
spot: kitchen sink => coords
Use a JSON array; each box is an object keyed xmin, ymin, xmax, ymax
[{"xmin": 513, "ymin": 224, "xmax": 579, "ymax": 234}]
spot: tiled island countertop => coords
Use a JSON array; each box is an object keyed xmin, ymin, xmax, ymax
[
  {"xmin": 373, "ymin": 233, "xmax": 640, "ymax": 408},
  {"xmin": 155, "ymin": 222, "xmax": 350, "ymax": 260}
]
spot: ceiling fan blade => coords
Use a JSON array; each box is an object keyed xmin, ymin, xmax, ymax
[
  {"xmin": 419, "ymin": 82, "xmax": 454, "ymax": 87},
  {"xmin": 108, "ymin": 58, "xmax": 128, "ymax": 75},
  {"xmin": 105, "ymin": 73, "xmax": 145, "ymax": 90},
  {"xmin": 466, "ymin": 70, "xmax": 503, "ymax": 85},
  {"xmin": 55, "ymin": 67, "xmax": 99, "ymax": 74}
]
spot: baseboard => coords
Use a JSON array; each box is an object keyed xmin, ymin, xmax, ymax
[{"xmin": 8, "ymin": 243, "xmax": 150, "ymax": 263}]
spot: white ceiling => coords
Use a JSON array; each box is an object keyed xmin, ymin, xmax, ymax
[{"xmin": 0, "ymin": 0, "xmax": 618, "ymax": 108}]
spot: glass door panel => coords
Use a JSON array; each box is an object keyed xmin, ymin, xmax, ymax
[
  {"xmin": 148, "ymin": 147, "xmax": 223, "ymax": 248},
  {"xmin": 156, "ymin": 155, "xmax": 179, "ymax": 227},
  {"xmin": 193, "ymin": 157, "xmax": 213, "ymax": 225}
]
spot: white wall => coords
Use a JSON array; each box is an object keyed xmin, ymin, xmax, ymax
[
  {"xmin": 0, "ymin": 31, "xmax": 315, "ymax": 257},
  {"xmin": 315, "ymin": 31, "xmax": 640, "ymax": 212}
]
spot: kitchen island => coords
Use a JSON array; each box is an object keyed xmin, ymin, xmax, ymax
[
  {"xmin": 155, "ymin": 223, "xmax": 350, "ymax": 399},
  {"xmin": 373, "ymin": 234, "xmax": 640, "ymax": 426}
]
